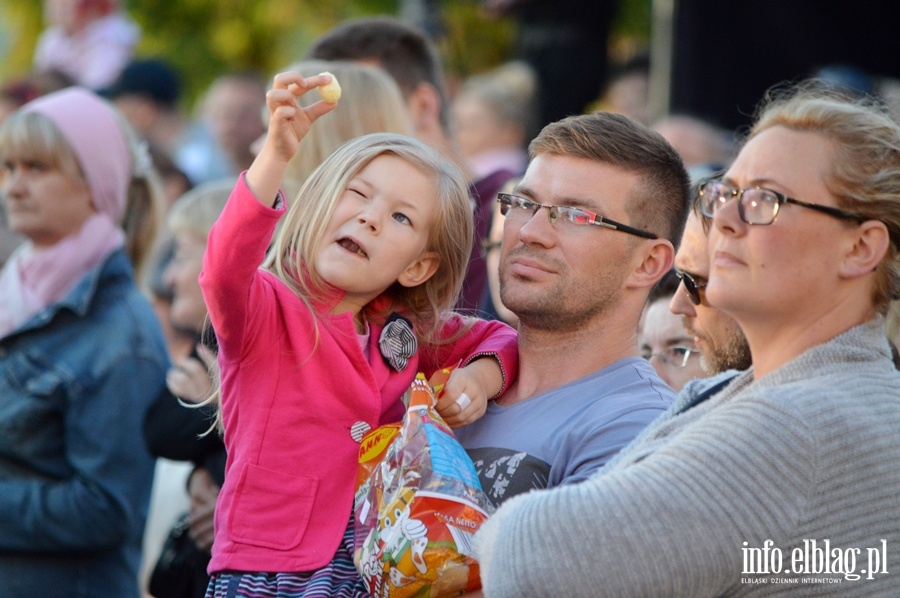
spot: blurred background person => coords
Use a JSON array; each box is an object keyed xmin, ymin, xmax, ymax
[
  {"xmin": 143, "ymin": 179, "xmax": 231, "ymax": 598},
  {"xmin": 197, "ymin": 71, "xmax": 267, "ymax": 179},
  {"xmin": 0, "ymin": 69, "xmax": 74, "ymax": 123},
  {"xmin": 639, "ymin": 269, "xmax": 705, "ymax": 391},
  {"xmin": 33, "ymin": 0, "xmax": 139, "ymax": 89},
  {"xmin": 103, "ymin": 57, "xmax": 231, "ymax": 186},
  {"xmin": 0, "ymin": 87, "xmax": 169, "ymax": 598},
  {"xmin": 481, "ymin": 0, "xmax": 621, "ymax": 130},
  {"xmin": 652, "ymin": 114, "xmax": 736, "ymax": 179},
  {"xmin": 452, "ymin": 60, "xmax": 537, "ymax": 184}
]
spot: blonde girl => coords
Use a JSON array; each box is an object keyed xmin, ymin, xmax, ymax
[{"xmin": 200, "ymin": 72, "xmax": 517, "ymax": 597}]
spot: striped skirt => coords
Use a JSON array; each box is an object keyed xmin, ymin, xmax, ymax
[{"xmin": 204, "ymin": 518, "xmax": 369, "ymax": 598}]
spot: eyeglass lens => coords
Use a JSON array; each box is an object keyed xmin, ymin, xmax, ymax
[
  {"xmin": 701, "ymin": 181, "xmax": 781, "ymax": 225},
  {"xmin": 643, "ymin": 346, "xmax": 697, "ymax": 368}
]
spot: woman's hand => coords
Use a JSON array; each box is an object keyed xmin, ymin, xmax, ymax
[
  {"xmin": 165, "ymin": 344, "xmax": 218, "ymax": 404},
  {"xmin": 434, "ymin": 357, "xmax": 503, "ymax": 428}
]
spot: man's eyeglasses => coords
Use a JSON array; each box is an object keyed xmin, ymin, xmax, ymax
[
  {"xmin": 675, "ymin": 268, "xmax": 707, "ymax": 306},
  {"xmin": 698, "ymin": 179, "xmax": 867, "ymax": 226},
  {"xmin": 642, "ymin": 346, "xmax": 699, "ymax": 368},
  {"xmin": 497, "ymin": 193, "xmax": 657, "ymax": 239}
]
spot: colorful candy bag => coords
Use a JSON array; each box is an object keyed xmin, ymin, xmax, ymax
[{"xmin": 354, "ymin": 368, "xmax": 494, "ymax": 597}]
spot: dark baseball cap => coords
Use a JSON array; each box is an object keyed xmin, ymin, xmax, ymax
[{"xmin": 100, "ymin": 58, "xmax": 182, "ymax": 107}]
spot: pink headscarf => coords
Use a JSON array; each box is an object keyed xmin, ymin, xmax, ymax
[
  {"xmin": 22, "ymin": 86, "xmax": 131, "ymax": 223},
  {"xmin": 0, "ymin": 87, "xmax": 134, "ymax": 338}
]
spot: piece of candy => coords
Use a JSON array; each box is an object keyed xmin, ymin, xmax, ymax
[{"xmin": 317, "ymin": 71, "xmax": 341, "ymax": 103}]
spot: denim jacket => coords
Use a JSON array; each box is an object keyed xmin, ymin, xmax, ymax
[{"xmin": 0, "ymin": 249, "xmax": 169, "ymax": 598}]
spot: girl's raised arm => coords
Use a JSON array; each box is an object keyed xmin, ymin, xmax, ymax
[{"xmin": 245, "ymin": 72, "xmax": 337, "ymax": 206}]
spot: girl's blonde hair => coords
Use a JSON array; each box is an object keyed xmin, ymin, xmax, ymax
[
  {"xmin": 750, "ymin": 84, "xmax": 900, "ymax": 311},
  {"xmin": 0, "ymin": 108, "xmax": 167, "ymax": 287},
  {"xmin": 264, "ymin": 132, "xmax": 473, "ymax": 342},
  {"xmin": 281, "ymin": 60, "xmax": 413, "ymax": 199}
]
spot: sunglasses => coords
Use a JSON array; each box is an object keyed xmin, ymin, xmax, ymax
[{"xmin": 675, "ymin": 268, "xmax": 707, "ymax": 306}]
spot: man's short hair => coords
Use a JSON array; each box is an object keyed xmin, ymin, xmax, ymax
[
  {"xmin": 529, "ymin": 112, "xmax": 691, "ymax": 248},
  {"xmin": 305, "ymin": 17, "xmax": 450, "ymax": 132}
]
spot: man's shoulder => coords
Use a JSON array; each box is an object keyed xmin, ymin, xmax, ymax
[{"xmin": 555, "ymin": 357, "xmax": 677, "ymax": 409}]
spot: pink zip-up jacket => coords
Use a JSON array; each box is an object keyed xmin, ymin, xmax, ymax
[{"xmin": 200, "ymin": 175, "xmax": 518, "ymax": 574}]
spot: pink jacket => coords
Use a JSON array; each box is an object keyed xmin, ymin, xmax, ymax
[{"xmin": 200, "ymin": 176, "xmax": 517, "ymax": 574}]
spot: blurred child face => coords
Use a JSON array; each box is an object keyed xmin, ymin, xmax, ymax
[
  {"xmin": 163, "ymin": 232, "xmax": 208, "ymax": 332},
  {"xmin": 1, "ymin": 155, "xmax": 94, "ymax": 248},
  {"xmin": 316, "ymin": 154, "xmax": 440, "ymax": 314}
]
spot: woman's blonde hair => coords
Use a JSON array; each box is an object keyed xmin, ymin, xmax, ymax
[
  {"xmin": 750, "ymin": 84, "xmax": 900, "ymax": 311},
  {"xmin": 0, "ymin": 108, "xmax": 167, "ymax": 287},
  {"xmin": 280, "ymin": 60, "xmax": 413, "ymax": 199},
  {"xmin": 167, "ymin": 178, "xmax": 233, "ymax": 241},
  {"xmin": 264, "ymin": 132, "xmax": 473, "ymax": 342}
]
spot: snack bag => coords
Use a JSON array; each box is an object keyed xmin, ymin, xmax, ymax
[{"xmin": 354, "ymin": 368, "xmax": 493, "ymax": 597}]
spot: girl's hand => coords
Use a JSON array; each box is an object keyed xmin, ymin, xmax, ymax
[
  {"xmin": 245, "ymin": 71, "xmax": 338, "ymax": 205},
  {"xmin": 263, "ymin": 71, "xmax": 337, "ymax": 162},
  {"xmin": 434, "ymin": 357, "xmax": 503, "ymax": 428}
]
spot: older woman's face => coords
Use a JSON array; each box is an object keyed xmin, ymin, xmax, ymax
[
  {"xmin": 706, "ymin": 126, "xmax": 852, "ymax": 323},
  {"xmin": 1, "ymin": 156, "xmax": 94, "ymax": 248}
]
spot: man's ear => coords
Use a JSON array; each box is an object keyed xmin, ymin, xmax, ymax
[
  {"xmin": 626, "ymin": 240, "xmax": 675, "ymax": 290},
  {"xmin": 407, "ymin": 83, "xmax": 441, "ymax": 134},
  {"xmin": 839, "ymin": 220, "xmax": 890, "ymax": 279},
  {"xmin": 398, "ymin": 251, "xmax": 440, "ymax": 288}
]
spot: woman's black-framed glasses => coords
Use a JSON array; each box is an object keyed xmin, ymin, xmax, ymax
[
  {"xmin": 497, "ymin": 193, "xmax": 657, "ymax": 239},
  {"xmin": 698, "ymin": 179, "xmax": 867, "ymax": 226},
  {"xmin": 675, "ymin": 267, "xmax": 707, "ymax": 306}
]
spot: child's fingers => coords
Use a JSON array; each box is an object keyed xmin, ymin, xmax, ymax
[
  {"xmin": 436, "ymin": 389, "xmax": 487, "ymax": 428},
  {"xmin": 271, "ymin": 72, "xmax": 333, "ymax": 96},
  {"xmin": 302, "ymin": 97, "xmax": 339, "ymax": 123}
]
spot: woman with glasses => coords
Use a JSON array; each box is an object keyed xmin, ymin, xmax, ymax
[{"xmin": 473, "ymin": 85, "xmax": 900, "ymax": 596}]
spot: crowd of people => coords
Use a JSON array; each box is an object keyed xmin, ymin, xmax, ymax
[{"xmin": 2, "ymin": 3, "xmax": 900, "ymax": 598}]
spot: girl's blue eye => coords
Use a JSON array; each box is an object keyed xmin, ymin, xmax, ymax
[{"xmin": 393, "ymin": 212, "xmax": 412, "ymax": 225}]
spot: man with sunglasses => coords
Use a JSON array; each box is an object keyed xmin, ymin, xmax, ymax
[
  {"xmin": 670, "ymin": 209, "xmax": 752, "ymax": 377},
  {"xmin": 455, "ymin": 112, "xmax": 691, "ymax": 509}
]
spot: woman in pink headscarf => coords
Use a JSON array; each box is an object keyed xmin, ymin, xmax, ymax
[{"xmin": 0, "ymin": 87, "xmax": 170, "ymax": 598}]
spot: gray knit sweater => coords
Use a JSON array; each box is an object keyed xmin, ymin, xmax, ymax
[{"xmin": 475, "ymin": 319, "xmax": 900, "ymax": 597}]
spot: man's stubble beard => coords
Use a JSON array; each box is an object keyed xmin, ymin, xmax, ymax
[{"xmin": 684, "ymin": 317, "xmax": 752, "ymax": 374}]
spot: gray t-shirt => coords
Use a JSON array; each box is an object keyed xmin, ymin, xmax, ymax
[{"xmin": 455, "ymin": 357, "xmax": 674, "ymax": 507}]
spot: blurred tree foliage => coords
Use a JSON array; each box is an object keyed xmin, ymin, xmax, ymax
[{"xmin": 0, "ymin": 0, "xmax": 650, "ymax": 110}]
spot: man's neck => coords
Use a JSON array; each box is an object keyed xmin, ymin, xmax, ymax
[{"xmin": 498, "ymin": 317, "xmax": 640, "ymax": 407}]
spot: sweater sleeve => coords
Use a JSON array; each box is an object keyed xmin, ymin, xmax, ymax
[
  {"xmin": 475, "ymin": 396, "xmax": 815, "ymax": 597},
  {"xmin": 199, "ymin": 173, "xmax": 285, "ymax": 358}
]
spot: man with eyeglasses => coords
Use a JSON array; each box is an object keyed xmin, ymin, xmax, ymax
[
  {"xmin": 638, "ymin": 270, "xmax": 706, "ymax": 391},
  {"xmin": 455, "ymin": 112, "xmax": 691, "ymax": 510}
]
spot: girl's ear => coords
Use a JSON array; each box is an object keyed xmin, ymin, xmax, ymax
[{"xmin": 398, "ymin": 251, "xmax": 440, "ymax": 288}]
